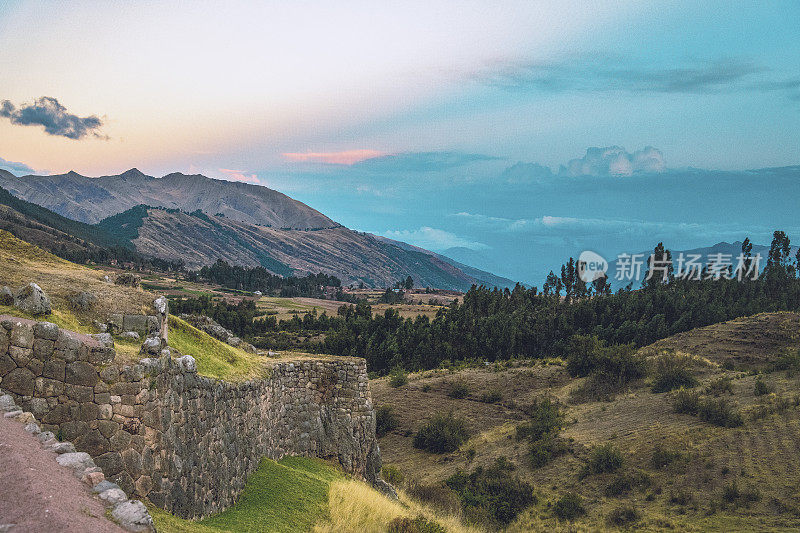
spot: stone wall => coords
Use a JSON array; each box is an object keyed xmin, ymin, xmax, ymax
[
  {"xmin": 0, "ymin": 315, "xmax": 383, "ymax": 519},
  {"xmin": 107, "ymin": 313, "xmax": 159, "ymax": 338}
]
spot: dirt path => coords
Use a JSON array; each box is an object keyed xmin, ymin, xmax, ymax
[{"xmin": 0, "ymin": 415, "xmax": 125, "ymax": 533}]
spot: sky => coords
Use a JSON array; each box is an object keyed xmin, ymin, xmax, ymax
[{"xmin": 1, "ymin": 1, "xmax": 800, "ymax": 285}]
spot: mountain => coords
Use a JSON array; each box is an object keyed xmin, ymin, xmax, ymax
[{"xmin": 0, "ymin": 168, "xmax": 336, "ymax": 228}]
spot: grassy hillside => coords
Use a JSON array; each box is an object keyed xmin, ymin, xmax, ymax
[{"xmin": 372, "ymin": 312, "xmax": 800, "ymax": 531}]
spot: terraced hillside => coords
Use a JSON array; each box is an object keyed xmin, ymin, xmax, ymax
[{"xmin": 372, "ymin": 312, "xmax": 800, "ymax": 531}]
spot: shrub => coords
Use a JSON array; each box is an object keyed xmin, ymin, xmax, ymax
[
  {"xmin": 376, "ymin": 405, "xmax": 398, "ymax": 437},
  {"xmin": 705, "ymin": 376, "xmax": 733, "ymax": 396},
  {"xmin": 448, "ymin": 381, "xmax": 469, "ymax": 399},
  {"xmin": 585, "ymin": 443, "xmax": 623, "ymax": 475},
  {"xmin": 722, "ymin": 481, "xmax": 740, "ymax": 503},
  {"xmin": 382, "ymin": 464, "xmax": 404, "ymax": 485},
  {"xmin": 517, "ymin": 398, "xmax": 563, "ymax": 441},
  {"xmin": 669, "ymin": 489, "xmax": 695, "ymax": 506},
  {"xmin": 605, "ymin": 474, "xmax": 632, "ymax": 496},
  {"xmin": 773, "ymin": 349, "xmax": 800, "ymax": 372},
  {"xmin": 754, "ymin": 376, "xmax": 772, "ymax": 396},
  {"xmin": 446, "ymin": 457, "xmax": 536, "ymax": 526},
  {"xmin": 479, "ymin": 389, "xmax": 502, "ymax": 403},
  {"xmin": 414, "ymin": 411, "xmax": 470, "ymax": 453},
  {"xmin": 529, "ymin": 437, "xmax": 567, "ymax": 468},
  {"xmin": 673, "ymin": 388, "xmax": 700, "ymax": 414},
  {"xmin": 651, "ymin": 444, "xmax": 681, "ymax": 469},
  {"xmin": 389, "ymin": 367, "xmax": 408, "ymax": 388},
  {"xmin": 607, "ymin": 505, "xmax": 640, "ymax": 526},
  {"xmin": 698, "ymin": 397, "xmax": 743, "ymax": 427},
  {"xmin": 406, "ymin": 483, "xmax": 461, "ymax": 514},
  {"xmin": 566, "ymin": 335, "xmax": 645, "ymax": 382},
  {"xmin": 387, "ymin": 516, "xmax": 447, "ymax": 533},
  {"xmin": 421, "ymin": 383, "xmax": 432, "ymax": 392},
  {"xmin": 553, "ymin": 492, "xmax": 585, "ymax": 520},
  {"xmin": 651, "ymin": 352, "xmax": 697, "ymax": 393}
]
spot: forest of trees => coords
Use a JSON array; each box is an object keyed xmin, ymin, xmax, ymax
[
  {"xmin": 184, "ymin": 259, "xmax": 342, "ymax": 297},
  {"xmin": 173, "ymin": 232, "xmax": 800, "ymax": 374}
]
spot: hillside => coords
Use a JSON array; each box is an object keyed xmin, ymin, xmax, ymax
[
  {"xmin": 0, "ymin": 168, "xmax": 336, "ymax": 228},
  {"xmin": 372, "ymin": 312, "xmax": 800, "ymax": 531},
  {"xmin": 96, "ymin": 206, "xmax": 503, "ymax": 289}
]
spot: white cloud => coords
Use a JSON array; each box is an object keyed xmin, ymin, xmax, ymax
[
  {"xmin": 378, "ymin": 226, "xmax": 489, "ymax": 252},
  {"xmin": 560, "ymin": 146, "xmax": 666, "ymax": 177},
  {"xmin": 0, "ymin": 156, "xmax": 35, "ymax": 175}
]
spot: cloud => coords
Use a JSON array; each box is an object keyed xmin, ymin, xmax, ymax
[
  {"xmin": 0, "ymin": 97, "xmax": 106, "ymax": 139},
  {"xmin": 218, "ymin": 168, "xmax": 261, "ymax": 184},
  {"xmin": 282, "ymin": 149, "xmax": 386, "ymax": 165},
  {"xmin": 479, "ymin": 57, "xmax": 799, "ymax": 99},
  {"xmin": 0, "ymin": 156, "xmax": 35, "ymax": 175},
  {"xmin": 353, "ymin": 151, "xmax": 500, "ymax": 172},
  {"xmin": 561, "ymin": 146, "xmax": 666, "ymax": 177},
  {"xmin": 499, "ymin": 162, "xmax": 554, "ymax": 183},
  {"xmin": 378, "ymin": 226, "xmax": 489, "ymax": 252}
]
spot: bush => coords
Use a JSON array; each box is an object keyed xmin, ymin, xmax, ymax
[
  {"xmin": 387, "ymin": 516, "xmax": 447, "ymax": 533},
  {"xmin": 705, "ymin": 376, "xmax": 733, "ymax": 396},
  {"xmin": 446, "ymin": 457, "xmax": 536, "ymax": 526},
  {"xmin": 773, "ymin": 349, "xmax": 800, "ymax": 372},
  {"xmin": 553, "ymin": 492, "xmax": 585, "ymax": 520},
  {"xmin": 585, "ymin": 443, "xmax": 623, "ymax": 475},
  {"xmin": 673, "ymin": 388, "xmax": 700, "ymax": 414},
  {"xmin": 607, "ymin": 505, "xmax": 640, "ymax": 526},
  {"xmin": 651, "ymin": 352, "xmax": 697, "ymax": 393},
  {"xmin": 529, "ymin": 437, "xmax": 567, "ymax": 468},
  {"xmin": 389, "ymin": 367, "xmax": 408, "ymax": 388},
  {"xmin": 651, "ymin": 444, "xmax": 681, "ymax": 469},
  {"xmin": 376, "ymin": 405, "xmax": 398, "ymax": 437},
  {"xmin": 406, "ymin": 483, "xmax": 461, "ymax": 514},
  {"xmin": 517, "ymin": 398, "xmax": 563, "ymax": 441},
  {"xmin": 566, "ymin": 336, "xmax": 645, "ymax": 381},
  {"xmin": 722, "ymin": 481, "xmax": 740, "ymax": 503},
  {"xmin": 382, "ymin": 464, "xmax": 404, "ymax": 485},
  {"xmin": 414, "ymin": 411, "xmax": 470, "ymax": 453},
  {"xmin": 754, "ymin": 376, "xmax": 772, "ymax": 396},
  {"xmin": 448, "ymin": 381, "xmax": 469, "ymax": 399},
  {"xmin": 479, "ymin": 389, "xmax": 502, "ymax": 403},
  {"xmin": 698, "ymin": 397, "xmax": 744, "ymax": 427}
]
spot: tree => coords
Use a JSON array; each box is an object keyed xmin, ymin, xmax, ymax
[
  {"xmin": 404, "ymin": 276, "xmax": 414, "ymax": 290},
  {"xmin": 767, "ymin": 230, "xmax": 793, "ymax": 278},
  {"xmin": 644, "ymin": 242, "xmax": 673, "ymax": 289}
]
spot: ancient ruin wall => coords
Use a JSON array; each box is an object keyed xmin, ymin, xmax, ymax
[{"xmin": 0, "ymin": 315, "xmax": 382, "ymax": 519}]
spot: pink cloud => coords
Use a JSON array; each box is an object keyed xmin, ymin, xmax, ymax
[
  {"xmin": 219, "ymin": 168, "xmax": 261, "ymax": 184},
  {"xmin": 282, "ymin": 149, "xmax": 386, "ymax": 165}
]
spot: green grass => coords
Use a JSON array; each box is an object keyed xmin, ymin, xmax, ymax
[
  {"xmin": 150, "ymin": 457, "xmax": 343, "ymax": 533},
  {"xmin": 167, "ymin": 315, "xmax": 265, "ymax": 381},
  {"xmin": 0, "ymin": 304, "xmax": 89, "ymax": 333}
]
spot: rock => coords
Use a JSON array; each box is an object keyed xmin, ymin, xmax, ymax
[
  {"xmin": 114, "ymin": 273, "xmax": 141, "ymax": 288},
  {"xmin": 176, "ymin": 354, "xmax": 196, "ymax": 373},
  {"xmin": 67, "ymin": 291, "xmax": 97, "ymax": 311},
  {"xmin": 100, "ymin": 488, "xmax": 128, "ymax": 505},
  {"xmin": 111, "ymin": 500, "xmax": 155, "ymax": 532},
  {"xmin": 13, "ymin": 282, "xmax": 51, "ymax": 315},
  {"xmin": 4, "ymin": 410, "xmax": 22, "ymax": 418},
  {"xmin": 0, "ymin": 394, "xmax": 16, "ymax": 411},
  {"xmin": 95, "ymin": 322, "xmax": 109, "ymax": 333},
  {"xmin": 3, "ymin": 368, "xmax": 35, "ymax": 395},
  {"xmin": 82, "ymin": 471, "xmax": 105, "ymax": 486},
  {"xmin": 120, "ymin": 331, "xmax": 140, "ymax": 341},
  {"xmin": 65, "ymin": 361, "xmax": 99, "ymax": 387},
  {"xmin": 0, "ymin": 286, "xmax": 13, "ymax": 306},
  {"xmin": 103, "ymin": 275, "xmax": 111, "ymax": 283},
  {"xmin": 50, "ymin": 441, "xmax": 77, "ymax": 454},
  {"xmin": 140, "ymin": 337, "xmax": 160, "ymax": 356},
  {"xmin": 92, "ymin": 480, "xmax": 121, "ymax": 493},
  {"xmin": 90, "ymin": 332, "xmax": 114, "ymax": 349},
  {"xmin": 37, "ymin": 430, "xmax": 56, "ymax": 443},
  {"xmin": 153, "ymin": 296, "xmax": 168, "ymax": 316},
  {"xmin": 33, "ymin": 321, "xmax": 59, "ymax": 340},
  {"xmin": 253, "ymin": 290, "xmax": 262, "ymax": 296},
  {"xmin": 56, "ymin": 451, "xmax": 95, "ymax": 474},
  {"xmin": 23, "ymin": 422, "xmax": 40, "ymax": 434}
]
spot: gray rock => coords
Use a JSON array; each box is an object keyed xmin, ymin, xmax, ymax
[
  {"xmin": 0, "ymin": 286, "xmax": 13, "ymax": 306},
  {"xmin": 120, "ymin": 331, "xmax": 140, "ymax": 341},
  {"xmin": 67, "ymin": 291, "xmax": 97, "ymax": 311},
  {"xmin": 23, "ymin": 422, "xmax": 40, "ymax": 434},
  {"xmin": 90, "ymin": 332, "xmax": 114, "ymax": 349},
  {"xmin": 140, "ymin": 337, "xmax": 161, "ymax": 355},
  {"xmin": 50, "ymin": 441, "xmax": 77, "ymax": 454},
  {"xmin": 37, "ymin": 430, "xmax": 56, "ymax": 443},
  {"xmin": 2, "ymin": 368, "xmax": 35, "ymax": 396},
  {"xmin": 4, "ymin": 410, "xmax": 23, "ymax": 418},
  {"xmin": 111, "ymin": 500, "xmax": 155, "ymax": 532},
  {"xmin": 153, "ymin": 296, "xmax": 168, "ymax": 316},
  {"xmin": 99, "ymin": 488, "xmax": 128, "ymax": 505},
  {"xmin": 33, "ymin": 321, "xmax": 59, "ymax": 341},
  {"xmin": 55, "ymin": 451, "xmax": 94, "ymax": 473},
  {"xmin": 0, "ymin": 524, "xmax": 15, "ymax": 533},
  {"xmin": 176, "ymin": 354, "xmax": 197, "ymax": 373},
  {"xmin": 13, "ymin": 283, "xmax": 51, "ymax": 315},
  {"xmin": 94, "ymin": 322, "xmax": 109, "ymax": 333},
  {"xmin": 0, "ymin": 394, "xmax": 16, "ymax": 411},
  {"xmin": 92, "ymin": 480, "xmax": 121, "ymax": 493},
  {"xmin": 103, "ymin": 275, "xmax": 111, "ymax": 283}
]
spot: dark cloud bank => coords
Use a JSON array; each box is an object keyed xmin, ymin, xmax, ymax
[{"xmin": 0, "ymin": 96, "xmax": 106, "ymax": 140}]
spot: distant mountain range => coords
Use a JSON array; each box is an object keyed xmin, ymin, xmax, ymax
[{"xmin": 0, "ymin": 169, "xmax": 517, "ymax": 290}]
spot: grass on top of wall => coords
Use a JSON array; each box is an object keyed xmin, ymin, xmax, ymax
[
  {"xmin": 0, "ymin": 304, "xmax": 88, "ymax": 333},
  {"xmin": 149, "ymin": 457, "xmax": 342, "ymax": 533},
  {"xmin": 167, "ymin": 315, "xmax": 266, "ymax": 381}
]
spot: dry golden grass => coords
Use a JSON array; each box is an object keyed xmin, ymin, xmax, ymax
[
  {"xmin": 0, "ymin": 229, "xmax": 152, "ymax": 321},
  {"xmin": 374, "ymin": 313, "xmax": 800, "ymax": 531}
]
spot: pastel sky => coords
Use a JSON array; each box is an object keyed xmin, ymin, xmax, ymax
[{"xmin": 2, "ymin": 1, "xmax": 800, "ymax": 284}]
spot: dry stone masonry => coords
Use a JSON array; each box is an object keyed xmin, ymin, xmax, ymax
[{"xmin": 0, "ymin": 314, "xmax": 387, "ymax": 519}]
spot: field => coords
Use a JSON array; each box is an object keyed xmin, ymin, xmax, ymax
[{"xmin": 372, "ymin": 312, "xmax": 800, "ymax": 531}]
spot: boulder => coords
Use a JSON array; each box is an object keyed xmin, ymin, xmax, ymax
[
  {"xmin": 111, "ymin": 500, "xmax": 155, "ymax": 532},
  {"xmin": 90, "ymin": 332, "xmax": 114, "ymax": 349},
  {"xmin": 140, "ymin": 337, "xmax": 161, "ymax": 356},
  {"xmin": 13, "ymin": 283, "xmax": 51, "ymax": 315},
  {"xmin": 120, "ymin": 331, "xmax": 140, "ymax": 341},
  {"xmin": 67, "ymin": 291, "xmax": 97, "ymax": 311},
  {"xmin": 55, "ymin": 452, "xmax": 95, "ymax": 474},
  {"xmin": 176, "ymin": 355, "xmax": 197, "ymax": 373},
  {"xmin": 0, "ymin": 286, "xmax": 13, "ymax": 306},
  {"xmin": 2, "ymin": 368, "xmax": 35, "ymax": 395},
  {"xmin": 99, "ymin": 488, "xmax": 128, "ymax": 505},
  {"xmin": 0, "ymin": 394, "xmax": 17, "ymax": 411}
]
